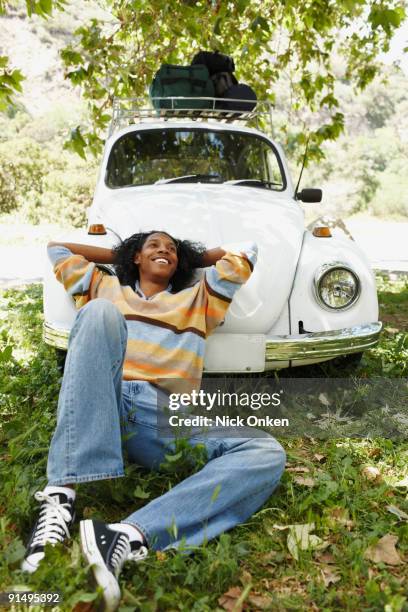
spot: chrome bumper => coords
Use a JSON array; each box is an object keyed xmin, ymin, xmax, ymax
[
  {"xmin": 265, "ymin": 322, "xmax": 382, "ymax": 362},
  {"xmin": 44, "ymin": 322, "xmax": 70, "ymax": 350},
  {"xmin": 44, "ymin": 320, "xmax": 382, "ymax": 362}
]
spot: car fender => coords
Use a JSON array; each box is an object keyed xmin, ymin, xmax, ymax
[{"xmin": 289, "ymin": 231, "xmax": 379, "ymax": 333}]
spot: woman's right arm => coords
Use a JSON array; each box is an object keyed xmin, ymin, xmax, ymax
[{"xmin": 47, "ymin": 241, "xmax": 116, "ymax": 265}]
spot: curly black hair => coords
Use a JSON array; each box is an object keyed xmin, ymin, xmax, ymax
[{"xmin": 112, "ymin": 231, "xmax": 206, "ymax": 292}]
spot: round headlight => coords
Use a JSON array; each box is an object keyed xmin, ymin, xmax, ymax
[{"xmin": 314, "ymin": 264, "xmax": 360, "ymax": 310}]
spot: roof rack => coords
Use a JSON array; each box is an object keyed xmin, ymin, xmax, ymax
[{"xmin": 109, "ymin": 97, "xmax": 273, "ymax": 137}]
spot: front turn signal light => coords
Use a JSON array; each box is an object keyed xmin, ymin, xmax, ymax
[
  {"xmin": 88, "ymin": 224, "xmax": 107, "ymax": 235},
  {"xmin": 313, "ymin": 226, "xmax": 332, "ymax": 238}
]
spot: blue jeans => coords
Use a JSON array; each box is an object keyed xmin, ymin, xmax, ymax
[{"xmin": 47, "ymin": 299, "xmax": 286, "ymax": 551}]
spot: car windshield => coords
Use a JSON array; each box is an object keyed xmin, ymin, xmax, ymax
[{"xmin": 105, "ymin": 128, "xmax": 285, "ymax": 190}]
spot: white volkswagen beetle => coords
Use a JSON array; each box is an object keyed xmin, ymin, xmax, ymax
[{"xmin": 43, "ymin": 98, "xmax": 381, "ymax": 372}]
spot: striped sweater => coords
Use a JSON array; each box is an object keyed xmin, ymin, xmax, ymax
[{"xmin": 48, "ymin": 242, "xmax": 257, "ymax": 394}]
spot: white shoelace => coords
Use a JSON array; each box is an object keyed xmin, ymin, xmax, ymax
[
  {"xmin": 110, "ymin": 535, "xmax": 131, "ymax": 574},
  {"xmin": 110, "ymin": 535, "xmax": 149, "ymax": 575},
  {"xmin": 31, "ymin": 491, "xmax": 73, "ymax": 548},
  {"xmin": 128, "ymin": 545, "xmax": 149, "ymax": 562}
]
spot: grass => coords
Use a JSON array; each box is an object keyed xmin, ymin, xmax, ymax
[{"xmin": 0, "ymin": 278, "xmax": 407, "ymax": 612}]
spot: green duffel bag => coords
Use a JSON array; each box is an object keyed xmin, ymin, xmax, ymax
[{"xmin": 149, "ymin": 64, "xmax": 215, "ymax": 110}]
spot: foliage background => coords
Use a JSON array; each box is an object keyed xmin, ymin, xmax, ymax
[{"xmin": 0, "ymin": 0, "xmax": 408, "ymax": 225}]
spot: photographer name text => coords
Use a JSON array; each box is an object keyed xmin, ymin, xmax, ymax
[{"xmin": 167, "ymin": 415, "xmax": 289, "ymax": 428}]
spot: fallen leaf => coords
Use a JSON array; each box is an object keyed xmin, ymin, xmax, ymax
[
  {"xmin": 286, "ymin": 466, "xmax": 310, "ymax": 473},
  {"xmin": 271, "ymin": 522, "xmax": 315, "ymax": 531},
  {"xmin": 271, "ymin": 523, "xmax": 294, "ymax": 531},
  {"xmin": 362, "ymin": 466, "xmax": 382, "ymax": 482},
  {"xmin": 394, "ymin": 476, "xmax": 408, "ymax": 488},
  {"xmin": 320, "ymin": 565, "xmax": 341, "ymax": 586},
  {"xmin": 218, "ymin": 587, "xmax": 243, "ymax": 612},
  {"xmin": 258, "ymin": 551, "xmax": 280, "ymax": 568},
  {"xmin": 294, "ymin": 476, "xmax": 316, "ymax": 487},
  {"xmin": 316, "ymin": 551, "xmax": 336, "ymax": 564},
  {"xmin": 330, "ymin": 507, "xmax": 348, "ymax": 521},
  {"xmin": 319, "ymin": 393, "xmax": 330, "ymax": 406},
  {"xmin": 386, "ymin": 505, "xmax": 408, "ymax": 521},
  {"xmin": 314, "ymin": 453, "xmax": 326, "ymax": 462},
  {"xmin": 284, "ymin": 523, "xmax": 328, "ymax": 561},
  {"xmin": 247, "ymin": 594, "xmax": 272, "ymax": 609},
  {"xmin": 364, "ymin": 534, "xmax": 403, "ymax": 566},
  {"xmin": 72, "ymin": 604, "xmax": 95, "ymax": 612},
  {"xmin": 82, "ymin": 506, "xmax": 97, "ymax": 518},
  {"xmin": 240, "ymin": 570, "xmax": 252, "ymax": 585},
  {"xmin": 327, "ymin": 507, "xmax": 355, "ymax": 531},
  {"xmin": 155, "ymin": 551, "xmax": 166, "ymax": 562},
  {"xmin": 368, "ymin": 447, "xmax": 382, "ymax": 458}
]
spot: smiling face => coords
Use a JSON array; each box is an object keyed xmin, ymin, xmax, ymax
[{"xmin": 133, "ymin": 232, "xmax": 178, "ymax": 284}]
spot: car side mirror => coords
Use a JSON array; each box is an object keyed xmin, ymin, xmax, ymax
[{"xmin": 296, "ymin": 188, "xmax": 322, "ymax": 203}]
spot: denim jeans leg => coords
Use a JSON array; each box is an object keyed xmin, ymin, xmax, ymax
[
  {"xmin": 47, "ymin": 299, "xmax": 128, "ymax": 485},
  {"xmin": 121, "ymin": 385, "xmax": 286, "ymax": 551}
]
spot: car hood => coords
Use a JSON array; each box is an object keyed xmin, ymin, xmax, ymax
[{"xmin": 97, "ymin": 184, "xmax": 305, "ymax": 333}]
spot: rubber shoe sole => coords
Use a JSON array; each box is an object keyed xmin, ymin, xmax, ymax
[
  {"xmin": 21, "ymin": 554, "xmax": 43, "ymax": 573},
  {"xmin": 80, "ymin": 520, "xmax": 121, "ymax": 612}
]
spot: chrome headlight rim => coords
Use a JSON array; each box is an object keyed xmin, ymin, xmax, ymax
[{"xmin": 314, "ymin": 262, "xmax": 361, "ymax": 311}]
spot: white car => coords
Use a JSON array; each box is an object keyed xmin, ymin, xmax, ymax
[{"xmin": 43, "ymin": 98, "xmax": 381, "ymax": 372}]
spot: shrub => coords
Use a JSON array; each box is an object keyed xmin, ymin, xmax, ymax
[
  {"xmin": 0, "ymin": 138, "xmax": 53, "ymax": 215},
  {"xmin": 0, "ymin": 135, "xmax": 97, "ymax": 226}
]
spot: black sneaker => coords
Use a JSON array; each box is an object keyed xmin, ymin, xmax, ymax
[
  {"xmin": 80, "ymin": 519, "xmax": 148, "ymax": 612},
  {"xmin": 21, "ymin": 490, "xmax": 75, "ymax": 573}
]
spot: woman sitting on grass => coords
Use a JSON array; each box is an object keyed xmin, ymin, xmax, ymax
[{"xmin": 22, "ymin": 231, "xmax": 286, "ymax": 612}]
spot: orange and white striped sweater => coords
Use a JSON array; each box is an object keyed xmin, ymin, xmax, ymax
[{"xmin": 48, "ymin": 242, "xmax": 257, "ymax": 394}]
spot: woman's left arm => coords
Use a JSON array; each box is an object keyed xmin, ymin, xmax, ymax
[{"xmin": 198, "ymin": 247, "xmax": 227, "ymax": 267}]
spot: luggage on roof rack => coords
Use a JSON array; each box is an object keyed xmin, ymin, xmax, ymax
[
  {"xmin": 149, "ymin": 64, "xmax": 214, "ymax": 110},
  {"xmin": 191, "ymin": 50, "xmax": 235, "ymax": 75}
]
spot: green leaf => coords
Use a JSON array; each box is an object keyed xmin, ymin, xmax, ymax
[
  {"xmin": 369, "ymin": 7, "xmax": 404, "ymax": 33},
  {"xmin": 133, "ymin": 485, "xmax": 150, "ymax": 499},
  {"xmin": 0, "ymin": 345, "xmax": 13, "ymax": 362},
  {"xmin": 168, "ymin": 516, "xmax": 178, "ymax": 541},
  {"xmin": 10, "ymin": 70, "xmax": 24, "ymax": 92},
  {"xmin": 60, "ymin": 49, "xmax": 83, "ymax": 65},
  {"xmin": 66, "ymin": 67, "xmax": 88, "ymax": 86},
  {"xmin": 236, "ymin": 0, "xmax": 249, "ymax": 13},
  {"xmin": 210, "ymin": 483, "xmax": 221, "ymax": 503},
  {"xmin": 213, "ymin": 17, "xmax": 222, "ymax": 35},
  {"xmin": 304, "ymin": 13, "xmax": 314, "ymax": 29},
  {"xmin": 164, "ymin": 451, "xmax": 183, "ymax": 463},
  {"xmin": 69, "ymin": 591, "xmax": 99, "ymax": 606},
  {"xmin": 251, "ymin": 15, "xmax": 270, "ymax": 32},
  {"xmin": 39, "ymin": 0, "xmax": 53, "ymax": 16},
  {"xmin": 4, "ymin": 539, "xmax": 26, "ymax": 564},
  {"xmin": 25, "ymin": 0, "xmax": 33, "ymax": 16},
  {"xmin": 64, "ymin": 127, "xmax": 87, "ymax": 159}
]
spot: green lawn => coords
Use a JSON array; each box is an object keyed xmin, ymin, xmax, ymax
[{"xmin": 0, "ymin": 279, "xmax": 407, "ymax": 612}]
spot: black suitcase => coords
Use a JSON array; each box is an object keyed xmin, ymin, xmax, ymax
[
  {"xmin": 218, "ymin": 83, "xmax": 257, "ymax": 112},
  {"xmin": 192, "ymin": 50, "xmax": 235, "ymax": 75}
]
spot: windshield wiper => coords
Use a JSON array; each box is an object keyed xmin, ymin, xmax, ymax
[
  {"xmin": 155, "ymin": 174, "xmax": 222, "ymax": 185},
  {"xmin": 223, "ymin": 179, "xmax": 282, "ymax": 188}
]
